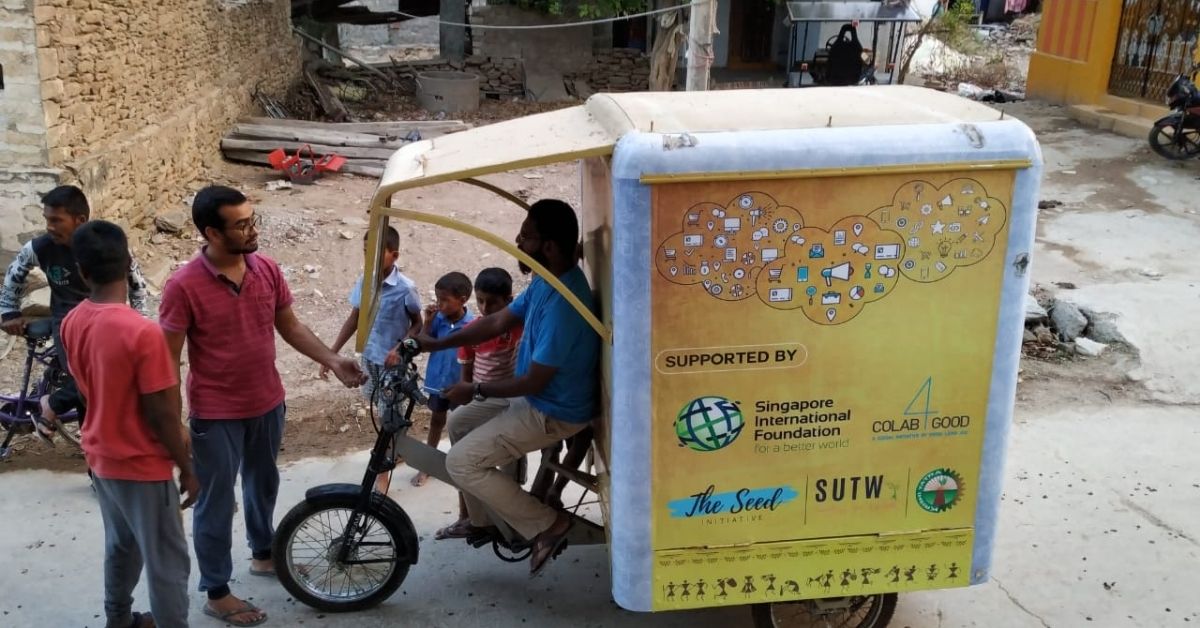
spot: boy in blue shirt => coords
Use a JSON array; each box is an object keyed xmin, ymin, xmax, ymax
[
  {"xmin": 388, "ymin": 271, "xmax": 473, "ymax": 489},
  {"xmin": 324, "ymin": 226, "xmax": 422, "ymax": 428}
]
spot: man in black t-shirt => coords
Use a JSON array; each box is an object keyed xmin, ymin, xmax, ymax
[{"xmin": 0, "ymin": 185, "xmax": 149, "ymax": 431}]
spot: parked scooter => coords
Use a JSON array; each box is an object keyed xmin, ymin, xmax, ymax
[{"xmin": 1148, "ymin": 65, "xmax": 1200, "ymax": 161}]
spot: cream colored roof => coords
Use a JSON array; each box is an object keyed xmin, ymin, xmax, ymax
[{"xmin": 374, "ymin": 86, "xmax": 1006, "ymax": 199}]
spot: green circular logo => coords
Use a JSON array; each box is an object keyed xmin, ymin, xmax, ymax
[
  {"xmin": 915, "ymin": 468, "xmax": 963, "ymax": 513},
  {"xmin": 674, "ymin": 396, "xmax": 744, "ymax": 452}
]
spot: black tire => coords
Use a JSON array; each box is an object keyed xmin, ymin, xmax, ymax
[
  {"xmin": 751, "ymin": 593, "xmax": 898, "ymax": 628},
  {"xmin": 1148, "ymin": 117, "xmax": 1200, "ymax": 160},
  {"xmin": 273, "ymin": 494, "xmax": 416, "ymax": 612}
]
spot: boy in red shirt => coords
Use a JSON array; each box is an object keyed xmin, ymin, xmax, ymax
[
  {"xmin": 60, "ymin": 221, "xmax": 197, "ymax": 628},
  {"xmin": 434, "ymin": 268, "xmax": 523, "ymax": 540}
]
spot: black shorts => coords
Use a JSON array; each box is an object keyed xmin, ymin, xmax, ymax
[{"xmin": 428, "ymin": 393, "xmax": 457, "ymax": 413}]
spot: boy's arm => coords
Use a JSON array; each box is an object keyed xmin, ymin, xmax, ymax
[
  {"xmin": 330, "ymin": 307, "xmax": 360, "ymax": 355},
  {"xmin": 418, "ymin": 307, "xmax": 520, "ymax": 353},
  {"xmin": 0, "ymin": 242, "xmax": 38, "ymax": 334},
  {"xmin": 461, "ymin": 362, "xmax": 474, "ymax": 384},
  {"xmin": 140, "ymin": 385, "xmax": 199, "ymax": 508},
  {"xmin": 458, "ymin": 343, "xmax": 475, "ymax": 384},
  {"xmin": 421, "ymin": 304, "xmax": 437, "ymax": 335},
  {"xmin": 321, "ymin": 307, "xmax": 360, "ymax": 379},
  {"xmin": 405, "ymin": 309, "xmax": 422, "ymax": 339}
]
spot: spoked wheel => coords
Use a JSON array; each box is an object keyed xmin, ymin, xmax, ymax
[
  {"xmin": 752, "ymin": 593, "xmax": 898, "ymax": 628},
  {"xmin": 55, "ymin": 419, "xmax": 82, "ymax": 450},
  {"xmin": 1148, "ymin": 118, "xmax": 1200, "ymax": 160},
  {"xmin": 273, "ymin": 496, "xmax": 416, "ymax": 612}
]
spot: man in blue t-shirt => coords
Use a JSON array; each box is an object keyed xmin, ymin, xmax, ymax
[{"xmin": 415, "ymin": 198, "xmax": 599, "ymax": 576}]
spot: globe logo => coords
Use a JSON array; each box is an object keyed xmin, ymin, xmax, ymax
[{"xmin": 674, "ymin": 396, "xmax": 745, "ymax": 452}]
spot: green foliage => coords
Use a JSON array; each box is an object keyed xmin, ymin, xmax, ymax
[{"xmin": 935, "ymin": 0, "xmax": 985, "ymax": 55}]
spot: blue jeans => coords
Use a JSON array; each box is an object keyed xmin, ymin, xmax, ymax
[{"xmin": 189, "ymin": 403, "xmax": 285, "ymax": 598}]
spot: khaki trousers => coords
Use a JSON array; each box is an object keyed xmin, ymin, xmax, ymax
[{"xmin": 445, "ymin": 397, "xmax": 587, "ymax": 539}]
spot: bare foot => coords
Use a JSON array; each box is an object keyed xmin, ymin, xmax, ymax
[
  {"xmin": 375, "ymin": 473, "xmax": 392, "ymax": 495},
  {"xmin": 410, "ymin": 472, "xmax": 429, "ymax": 487},
  {"xmin": 204, "ymin": 593, "xmax": 266, "ymax": 626},
  {"xmin": 250, "ymin": 557, "xmax": 274, "ymax": 576}
]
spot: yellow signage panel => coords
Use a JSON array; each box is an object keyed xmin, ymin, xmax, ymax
[
  {"xmin": 652, "ymin": 529, "xmax": 974, "ymax": 610},
  {"xmin": 648, "ymin": 171, "xmax": 1014, "ymax": 608}
]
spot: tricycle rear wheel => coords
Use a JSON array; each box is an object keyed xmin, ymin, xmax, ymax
[{"xmin": 752, "ymin": 593, "xmax": 897, "ymax": 628}]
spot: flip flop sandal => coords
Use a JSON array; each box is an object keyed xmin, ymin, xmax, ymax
[
  {"xmin": 435, "ymin": 519, "xmax": 487, "ymax": 540},
  {"xmin": 529, "ymin": 521, "xmax": 573, "ymax": 578},
  {"xmin": 31, "ymin": 415, "xmax": 57, "ymax": 446},
  {"xmin": 202, "ymin": 601, "xmax": 267, "ymax": 627}
]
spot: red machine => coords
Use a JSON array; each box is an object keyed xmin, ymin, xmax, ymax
[{"xmin": 267, "ymin": 145, "xmax": 346, "ymax": 184}]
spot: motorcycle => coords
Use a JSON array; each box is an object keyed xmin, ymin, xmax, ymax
[{"xmin": 1148, "ymin": 65, "xmax": 1200, "ymax": 161}]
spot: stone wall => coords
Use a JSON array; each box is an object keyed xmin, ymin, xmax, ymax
[
  {"xmin": 564, "ymin": 48, "xmax": 649, "ymax": 93},
  {"xmin": 0, "ymin": 0, "xmax": 53, "ymax": 265},
  {"xmin": 382, "ymin": 57, "xmax": 526, "ymax": 98},
  {"xmin": 471, "ymin": 3, "xmax": 610, "ymax": 72},
  {"xmin": 33, "ymin": 0, "xmax": 301, "ymax": 226}
]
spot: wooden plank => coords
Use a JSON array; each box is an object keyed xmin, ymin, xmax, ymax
[
  {"xmin": 304, "ymin": 68, "xmax": 351, "ymax": 122},
  {"xmin": 231, "ymin": 124, "xmax": 407, "ymax": 148},
  {"xmin": 220, "ymin": 138, "xmax": 398, "ymax": 160},
  {"xmin": 240, "ymin": 117, "xmax": 470, "ymax": 136},
  {"xmin": 222, "ymin": 149, "xmax": 385, "ymax": 178}
]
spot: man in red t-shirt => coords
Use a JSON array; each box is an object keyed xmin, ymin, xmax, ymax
[
  {"xmin": 61, "ymin": 220, "xmax": 197, "ymax": 628},
  {"xmin": 159, "ymin": 186, "xmax": 364, "ymax": 626}
]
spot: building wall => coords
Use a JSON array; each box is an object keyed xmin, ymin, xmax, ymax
[
  {"xmin": 1026, "ymin": 0, "xmax": 1121, "ymax": 106},
  {"xmin": 32, "ymin": 0, "xmax": 301, "ymax": 226},
  {"xmin": 0, "ymin": 0, "xmax": 54, "ymax": 265},
  {"xmin": 472, "ymin": 3, "xmax": 608, "ymax": 72}
]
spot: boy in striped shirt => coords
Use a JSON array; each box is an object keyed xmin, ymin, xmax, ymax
[{"xmin": 434, "ymin": 268, "xmax": 523, "ymax": 540}]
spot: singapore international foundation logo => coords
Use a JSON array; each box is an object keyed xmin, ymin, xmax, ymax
[{"xmin": 674, "ymin": 396, "xmax": 745, "ymax": 452}]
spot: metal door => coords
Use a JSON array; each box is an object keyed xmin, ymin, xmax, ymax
[{"xmin": 1109, "ymin": 0, "xmax": 1200, "ymax": 101}]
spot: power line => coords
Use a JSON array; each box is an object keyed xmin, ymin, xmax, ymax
[{"xmin": 395, "ymin": 1, "xmax": 709, "ymax": 30}]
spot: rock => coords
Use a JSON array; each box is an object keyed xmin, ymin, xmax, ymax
[
  {"xmin": 1082, "ymin": 310, "xmax": 1128, "ymax": 345},
  {"xmin": 1024, "ymin": 293, "xmax": 1047, "ymax": 321},
  {"xmin": 1038, "ymin": 199, "xmax": 1063, "ymax": 209},
  {"xmin": 339, "ymin": 230, "xmax": 356, "ymax": 240},
  {"xmin": 20, "ymin": 287, "xmax": 52, "ymax": 318},
  {"xmin": 303, "ymin": 264, "xmax": 319, "ymax": 274},
  {"xmin": 265, "ymin": 180, "xmax": 293, "ymax": 192},
  {"xmin": 1023, "ymin": 329, "xmax": 1036, "ymax": 343},
  {"xmin": 1139, "ymin": 268, "xmax": 1164, "ymax": 279},
  {"xmin": 1050, "ymin": 301, "xmax": 1088, "ymax": 341},
  {"xmin": 154, "ymin": 210, "xmax": 190, "ymax": 234},
  {"xmin": 1074, "ymin": 337, "xmax": 1108, "ymax": 357},
  {"xmin": 313, "ymin": 289, "xmax": 324, "ymax": 299},
  {"xmin": 141, "ymin": 259, "xmax": 173, "ymax": 290}
]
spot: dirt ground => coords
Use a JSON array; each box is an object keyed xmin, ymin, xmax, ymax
[{"xmin": 0, "ymin": 103, "xmax": 581, "ymax": 474}]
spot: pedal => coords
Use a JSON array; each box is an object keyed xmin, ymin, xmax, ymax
[{"xmin": 466, "ymin": 529, "xmax": 494, "ymax": 548}]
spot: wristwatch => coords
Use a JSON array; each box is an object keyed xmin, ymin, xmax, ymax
[{"xmin": 473, "ymin": 383, "xmax": 487, "ymax": 402}]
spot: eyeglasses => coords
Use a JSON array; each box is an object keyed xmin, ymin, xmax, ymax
[{"xmin": 227, "ymin": 213, "xmax": 261, "ymax": 236}]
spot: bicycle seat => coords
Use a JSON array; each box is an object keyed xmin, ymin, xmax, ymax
[{"xmin": 24, "ymin": 319, "xmax": 52, "ymax": 341}]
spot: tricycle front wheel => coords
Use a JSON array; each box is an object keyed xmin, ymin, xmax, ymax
[
  {"xmin": 273, "ymin": 495, "xmax": 416, "ymax": 612},
  {"xmin": 752, "ymin": 593, "xmax": 897, "ymax": 628}
]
